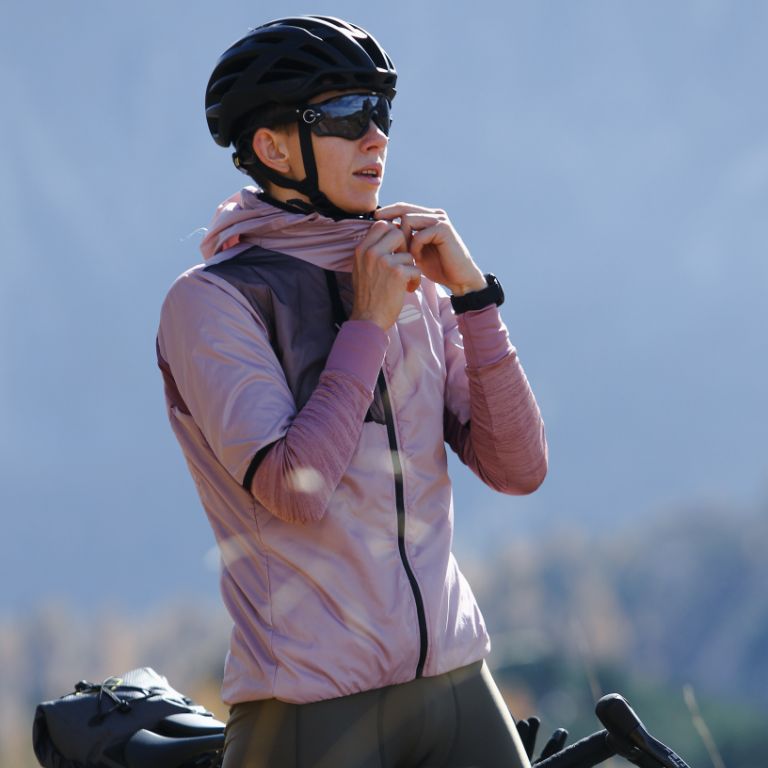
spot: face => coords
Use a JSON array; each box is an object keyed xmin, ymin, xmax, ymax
[
  {"xmin": 312, "ymin": 124, "xmax": 388, "ymax": 214},
  {"xmin": 259, "ymin": 89, "xmax": 389, "ymax": 214}
]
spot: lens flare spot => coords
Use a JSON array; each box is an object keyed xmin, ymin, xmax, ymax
[{"xmin": 289, "ymin": 467, "xmax": 325, "ymax": 494}]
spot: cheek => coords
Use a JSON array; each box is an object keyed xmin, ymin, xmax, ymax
[
  {"xmin": 313, "ymin": 147, "xmax": 341, "ymax": 184},
  {"xmin": 316, "ymin": 146, "xmax": 355, "ymax": 193}
]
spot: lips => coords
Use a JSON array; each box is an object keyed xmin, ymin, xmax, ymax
[{"xmin": 353, "ymin": 164, "xmax": 383, "ymax": 181}]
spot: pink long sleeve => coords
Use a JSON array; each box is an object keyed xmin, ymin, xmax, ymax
[{"xmin": 444, "ymin": 305, "xmax": 548, "ymax": 494}]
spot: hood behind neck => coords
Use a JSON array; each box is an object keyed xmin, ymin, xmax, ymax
[{"xmin": 200, "ymin": 187, "xmax": 374, "ymax": 272}]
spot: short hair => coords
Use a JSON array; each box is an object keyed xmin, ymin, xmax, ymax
[{"xmin": 232, "ymin": 104, "xmax": 296, "ymax": 190}]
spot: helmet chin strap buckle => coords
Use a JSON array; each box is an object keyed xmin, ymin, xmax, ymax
[{"xmin": 232, "ymin": 152, "xmax": 250, "ymax": 174}]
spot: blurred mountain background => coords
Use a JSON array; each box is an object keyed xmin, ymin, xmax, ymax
[{"xmin": 1, "ymin": 1, "xmax": 766, "ymax": 766}]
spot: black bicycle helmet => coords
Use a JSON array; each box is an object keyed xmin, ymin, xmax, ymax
[{"xmin": 204, "ymin": 16, "xmax": 397, "ymax": 218}]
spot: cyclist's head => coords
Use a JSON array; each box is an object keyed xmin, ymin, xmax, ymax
[{"xmin": 205, "ymin": 16, "xmax": 397, "ymax": 218}]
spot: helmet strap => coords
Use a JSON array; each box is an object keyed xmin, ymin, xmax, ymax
[
  {"xmin": 295, "ymin": 121, "xmax": 365, "ymax": 220},
  {"xmin": 232, "ymin": 120, "xmax": 373, "ymax": 221}
]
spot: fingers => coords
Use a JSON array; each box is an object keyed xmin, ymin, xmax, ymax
[
  {"xmin": 374, "ymin": 205, "xmax": 451, "ymax": 254},
  {"xmin": 375, "ymin": 206, "xmax": 448, "ymax": 233},
  {"xmin": 355, "ymin": 219, "xmax": 408, "ymax": 258},
  {"xmin": 405, "ymin": 274, "xmax": 422, "ymax": 293},
  {"xmin": 350, "ymin": 223, "xmax": 421, "ymax": 328},
  {"xmin": 409, "ymin": 221, "xmax": 448, "ymax": 261},
  {"xmin": 375, "ymin": 202, "xmax": 446, "ymax": 219},
  {"xmin": 400, "ymin": 214, "xmax": 446, "ymax": 248},
  {"xmin": 358, "ymin": 248, "xmax": 420, "ymax": 288},
  {"xmin": 375, "ymin": 208, "xmax": 478, "ymax": 292},
  {"xmin": 355, "ymin": 220, "xmax": 417, "ymax": 286},
  {"xmin": 354, "ymin": 221, "xmax": 418, "ymax": 286}
]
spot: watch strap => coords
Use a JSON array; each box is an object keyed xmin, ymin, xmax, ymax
[{"xmin": 450, "ymin": 273, "xmax": 505, "ymax": 314}]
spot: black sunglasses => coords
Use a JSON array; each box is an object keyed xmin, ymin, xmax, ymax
[{"xmin": 296, "ymin": 93, "xmax": 392, "ymax": 140}]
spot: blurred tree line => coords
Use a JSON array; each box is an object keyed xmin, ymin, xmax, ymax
[{"xmin": 5, "ymin": 502, "xmax": 766, "ymax": 767}]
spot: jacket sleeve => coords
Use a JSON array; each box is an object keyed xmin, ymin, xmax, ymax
[
  {"xmin": 157, "ymin": 268, "xmax": 387, "ymax": 523},
  {"xmin": 440, "ymin": 291, "xmax": 548, "ymax": 495}
]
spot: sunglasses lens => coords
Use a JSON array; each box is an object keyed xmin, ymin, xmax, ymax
[
  {"xmin": 370, "ymin": 97, "xmax": 391, "ymax": 135},
  {"xmin": 310, "ymin": 94, "xmax": 391, "ymax": 139}
]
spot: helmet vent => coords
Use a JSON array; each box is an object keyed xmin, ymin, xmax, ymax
[
  {"xmin": 274, "ymin": 57, "xmax": 317, "ymax": 75},
  {"xmin": 302, "ymin": 45, "xmax": 336, "ymax": 66},
  {"xmin": 358, "ymin": 36, "xmax": 388, "ymax": 66}
]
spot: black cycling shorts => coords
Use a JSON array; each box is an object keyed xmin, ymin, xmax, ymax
[{"xmin": 222, "ymin": 660, "xmax": 531, "ymax": 768}]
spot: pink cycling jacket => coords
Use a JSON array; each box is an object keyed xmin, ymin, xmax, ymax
[{"xmin": 157, "ymin": 188, "xmax": 547, "ymax": 705}]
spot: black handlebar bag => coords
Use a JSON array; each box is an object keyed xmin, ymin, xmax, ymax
[{"xmin": 33, "ymin": 667, "xmax": 222, "ymax": 768}]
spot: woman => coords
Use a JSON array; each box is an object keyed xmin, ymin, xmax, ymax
[{"xmin": 158, "ymin": 15, "xmax": 547, "ymax": 767}]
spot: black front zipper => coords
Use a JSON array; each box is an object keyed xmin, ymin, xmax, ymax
[
  {"xmin": 325, "ymin": 270, "xmax": 429, "ymax": 678},
  {"xmin": 377, "ymin": 370, "xmax": 429, "ymax": 678}
]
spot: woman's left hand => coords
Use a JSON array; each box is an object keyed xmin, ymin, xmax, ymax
[{"xmin": 374, "ymin": 203, "xmax": 486, "ymax": 296}]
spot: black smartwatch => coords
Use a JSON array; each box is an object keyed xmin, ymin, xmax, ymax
[{"xmin": 450, "ymin": 273, "xmax": 505, "ymax": 314}]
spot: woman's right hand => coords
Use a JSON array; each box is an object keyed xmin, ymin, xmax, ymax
[{"xmin": 350, "ymin": 220, "xmax": 421, "ymax": 330}]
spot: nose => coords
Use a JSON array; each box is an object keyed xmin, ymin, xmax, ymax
[{"xmin": 360, "ymin": 119, "xmax": 388, "ymax": 150}]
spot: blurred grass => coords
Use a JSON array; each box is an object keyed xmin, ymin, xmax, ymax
[{"xmin": 493, "ymin": 654, "xmax": 767, "ymax": 768}]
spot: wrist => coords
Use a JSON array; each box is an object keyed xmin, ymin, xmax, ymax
[
  {"xmin": 446, "ymin": 270, "xmax": 486, "ymax": 296},
  {"xmin": 447, "ymin": 275, "xmax": 487, "ymax": 296},
  {"xmin": 349, "ymin": 309, "xmax": 390, "ymax": 331}
]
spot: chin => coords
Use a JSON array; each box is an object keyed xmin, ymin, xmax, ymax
[{"xmin": 345, "ymin": 195, "xmax": 379, "ymax": 215}]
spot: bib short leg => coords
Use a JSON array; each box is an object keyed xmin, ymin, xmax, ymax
[{"xmin": 222, "ymin": 661, "xmax": 531, "ymax": 768}]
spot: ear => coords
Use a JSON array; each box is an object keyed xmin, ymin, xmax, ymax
[{"xmin": 252, "ymin": 127, "xmax": 294, "ymax": 175}]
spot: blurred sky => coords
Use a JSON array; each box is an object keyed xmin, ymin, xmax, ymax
[{"xmin": 1, "ymin": 1, "xmax": 766, "ymax": 614}]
